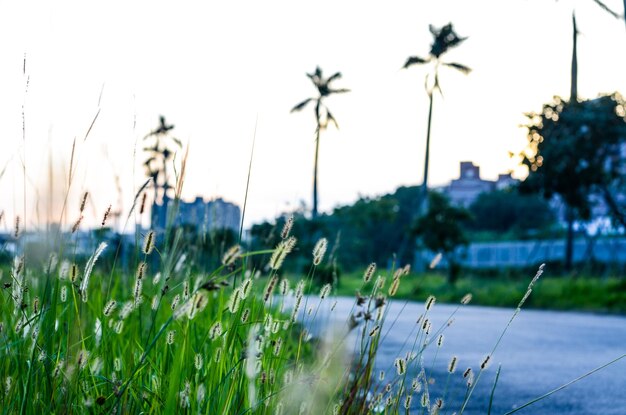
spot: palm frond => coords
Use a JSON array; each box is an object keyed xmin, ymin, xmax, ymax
[
  {"xmin": 430, "ymin": 23, "xmax": 467, "ymax": 58},
  {"xmin": 326, "ymin": 109, "xmax": 339, "ymax": 129},
  {"xmin": 592, "ymin": 0, "xmax": 620, "ymax": 18},
  {"xmin": 171, "ymin": 137, "xmax": 183, "ymax": 148},
  {"xmin": 327, "ymin": 72, "xmax": 342, "ymax": 82},
  {"xmin": 443, "ymin": 62, "xmax": 472, "ymax": 74},
  {"xmin": 403, "ymin": 56, "xmax": 429, "ymax": 68},
  {"xmin": 291, "ymin": 98, "xmax": 314, "ymax": 112}
]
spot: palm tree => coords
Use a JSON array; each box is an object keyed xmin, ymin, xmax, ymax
[
  {"xmin": 561, "ymin": 1, "xmax": 621, "ymax": 270},
  {"xmin": 403, "ymin": 23, "xmax": 471, "ymax": 213},
  {"xmin": 143, "ymin": 115, "xmax": 182, "ymax": 204},
  {"xmin": 291, "ymin": 66, "xmax": 349, "ymax": 218}
]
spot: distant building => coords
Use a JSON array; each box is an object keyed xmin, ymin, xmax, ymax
[
  {"xmin": 444, "ymin": 161, "xmax": 517, "ymax": 207},
  {"xmin": 151, "ymin": 195, "xmax": 241, "ymax": 233}
]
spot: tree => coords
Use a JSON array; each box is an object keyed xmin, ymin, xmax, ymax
[
  {"xmin": 403, "ymin": 23, "xmax": 471, "ymax": 213},
  {"xmin": 413, "ymin": 191, "xmax": 471, "ymax": 283},
  {"xmin": 520, "ymin": 93, "xmax": 626, "ymax": 270},
  {"xmin": 291, "ymin": 66, "xmax": 349, "ymax": 218},
  {"xmin": 143, "ymin": 116, "xmax": 182, "ymax": 204},
  {"xmin": 469, "ymin": 189, "xmax": 555, "ymax": 237}
]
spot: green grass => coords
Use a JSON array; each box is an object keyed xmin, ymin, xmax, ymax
[
  {"xmin": 331, "ymin": 270, "xmax": 626, "ymax": 313},
  {"xmin": 2, "ymin": 232, "xmax": 626, "ymax": 414}
]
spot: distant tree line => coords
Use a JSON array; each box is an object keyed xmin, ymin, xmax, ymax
[{"xmin": 248, "ymin": 185, "xmax": 556, "ymax": 276}]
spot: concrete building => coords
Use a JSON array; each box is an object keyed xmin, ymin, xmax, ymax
[
  {"xmin": 444, "ymin": 161, "xmax": 517, "ymax": 207},
  {"xmin": 151, "ymin": 195, "xmax": 241, "ymax": 233}
]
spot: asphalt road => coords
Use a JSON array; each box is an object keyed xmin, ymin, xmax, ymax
[{"xmin": 301, "ymin": 296, "xmax": 626, "ymax": 414}]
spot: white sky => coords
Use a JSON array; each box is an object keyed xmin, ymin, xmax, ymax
[{"xmin": 1, "ymin": 0, "xmax": 625, "ymax": 231}]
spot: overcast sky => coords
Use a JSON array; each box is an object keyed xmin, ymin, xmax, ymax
[{"xmin": 1, "ymin": 0, "xmax": 626, "ymax": 231}]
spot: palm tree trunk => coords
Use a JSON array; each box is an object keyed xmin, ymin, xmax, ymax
[
  {"xmin": 565, "ymin": 205, "xmax": 575, "ymax": 272},
  {"xmin": 312, "ymin": 127, "xmax": 320, "ymax": 219},
  {"xmin": 420, "ymin": 90, "xmax": 435, "ymax": 214},
  {"xmin": 570, "ymin": 12, "xmax": 578, "ymax": 103},
  {"xmin": 564, "ymin": 11, "xmax": 578, "ymax": 273}
]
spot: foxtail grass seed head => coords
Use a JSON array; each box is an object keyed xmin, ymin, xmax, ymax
[
  {"xmin": 5, "ymin": 376, "xmax": 12, "ymax": 395},
  {"xmin": 295, "ymin": 280, "xmax": 305, "ymax": 299},
  {"xmin": 209, "ymin": 322, "xmax": 222, "ymax": 340},
  {"xmin": 222, "ymin": 244, "xmax": 242, "ymax": 266},
  {"xmin": 59, "ymin": 260, "xmax": 70, "ymax": 280},
  {"xmin": 72, "ymin": 215, "xmax": 83, "ymax": 233},
  {"xmin": 412, "ymin": 378, "xmax": 422, "ymax": 392},
  {"xmin": 194, "ymin": 353, "xmax": 203, "ymax": 370},
  {"xmin": 279, "ymin": 278, "xmax": 289, "ymax": 295},
  {"xmin": 375, "ymin": 275, "xmax": 386, "ymax": 291},
  {"xmin": 114, "ymin": 320, "xmax": 124, "ymax": 334},
  {"xmin": 273, "ymin": 338, "xmax": 283, "ymax": 356},
  {"xmin": 437, "ymin": 334, "xmax": 444, "ymax": 347},
  {"xmin": 429, "ymin": 252, "xmax": 443, "ymax": 269},
  {"xmin": 214, "ymin": 347, "xmax": 222, "ymax": 363},
  {"xmin": 136, "ymin": 262, "xmax": 147, "ymax": 280},
  {"xmin": 81, "ymin": 242, "xmax": 107, "ymax": 302},
  {"xmin": 425, "ymin": 295, "xmax": 436, "ymax": 311},
  {"xmin": 320, "ymin": 283, "xmax": 331, "ymax": 299},
  {"xmin": 77, "ymin": 350, "xmax": 88, "ymax": 370},
  {"xmin": 14, "ymin": 216, "xmax": 20, "ymax": 238},
  {"xmin": 379, "ymin": 370, "xmax": 385, "ymax": 381},
  {"xmin": 196, "ymin": 384, "xmax": 206, "ymax": 404},
  {"xmin": 241, "ymin": 278, "xmax": 253, "ymax": 299},
  {"xmin": 269, "ymin": 236, "xmax": 296, "ymax": 270},
  {"xmin": 263, "ymin": 275, "xmax": 279, "ymax": 303},
  {"xmin": 60, "ymin": 286, "xmax": 67, "ymax": 302},
  {"xmin": 369, "ymin": 325, "xmax": 380, "ymax": 337},
  {"xmin": 281, "ymin": 215, "xmax": 294, "ymax": 239},
  {"xmin": 79, "ymin": 191, "xmax": 88, "ymax": 213},
  {"xmin": 448, "ymin": 356, "xmax": 458, "ymax": 373},
  {"xmin": 45, "ymin": 253, "xmax": 58, "ymax": 274},
  {"xmin": 290, "ymin": 295, "xmax": 302, "ymax": 323},
  {"xmin": 229, "ymin": 288, "xmax": 243, "ymax": 313},
  {"xmin": 133, "ymin": 278, "xmax": 143, "ymax": 304},
  {"xmin": 171, "ymin": 294, "xmax": 180, "ymax": 310},
  {"xmin": 388, "ymin": 277, "xmax": 400, "ymax": 296},
  {"xmin": 142, "ymin": 231, "xmax": 155, "ymax": 255},
  {"xmin": 404, "ymin": 395, "xmax": 412, "ymax": 410},
  {"xmin": 114, "ymin": 358, "xmax": 121, "ymax": 372},
  {"xmin": 461, "ymin": 293, "xmax": 473, "ymax": 305},
  {"xmin": 33, "ymin": 296, "xmax": 40, "ymax": 314},
  {"xmin": 101, "ymin": 204, "xmax": 112, "ymax": 227},
  {"xmin": 70, "ymin": 263, "xmax": 79, "ymax": 283},
  {"xmin": 480, "ymin": 354, "xmax": 491, "ymax": 370},
  {"xmin": 241, "ymin": 308, "xmax": 250, "ymax": 323},
  {"xmin": 137, "ymin": 191, "xmax": 147, "ymax": 214},
  {"xmin": 183, "ymin": 280, "xmax": 190, "ymax": 300},
  {"xmin": 363, "ymin": 262, "xmax": 376, "ymax": 283},
  {"xmin": 394, "ymin": 358, "xmax": 406, "ymax": 375},
  {"xmin": 166, "ymin": 330, "xmax": 176, "ymax": 345},
  {"xmin": 188, "ymin": 291, "xmax": 208, "ymax": 319},
  {"xmin": 421, "ymin": 392, "xmax": 430, "ymax": 408},
  {"xmin": 312, "ymin": 238, "xmax": 328, "ymax": 265}
]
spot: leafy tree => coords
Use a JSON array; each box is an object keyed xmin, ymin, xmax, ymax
[
  {"xmin": 469, "ymin": 189, "xmax": 555, "ymax": 237},
  {"xmin": 403, "ymin": 23, "xmax": 470, "ymax": 212},
  {"xmin": 291, "ymin": 67, "xmax": 349, "ymax": 218},
  {"xmin": 143, "ymin": 116, "xmax": 182, "ymax": 204},
  {"xmin": 413, "ymin": 191, "xmax": 471, "ymax": 283},
  {"xmin": 520, "ymin": 93, "xmax": 626, "ymax": 269}
]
